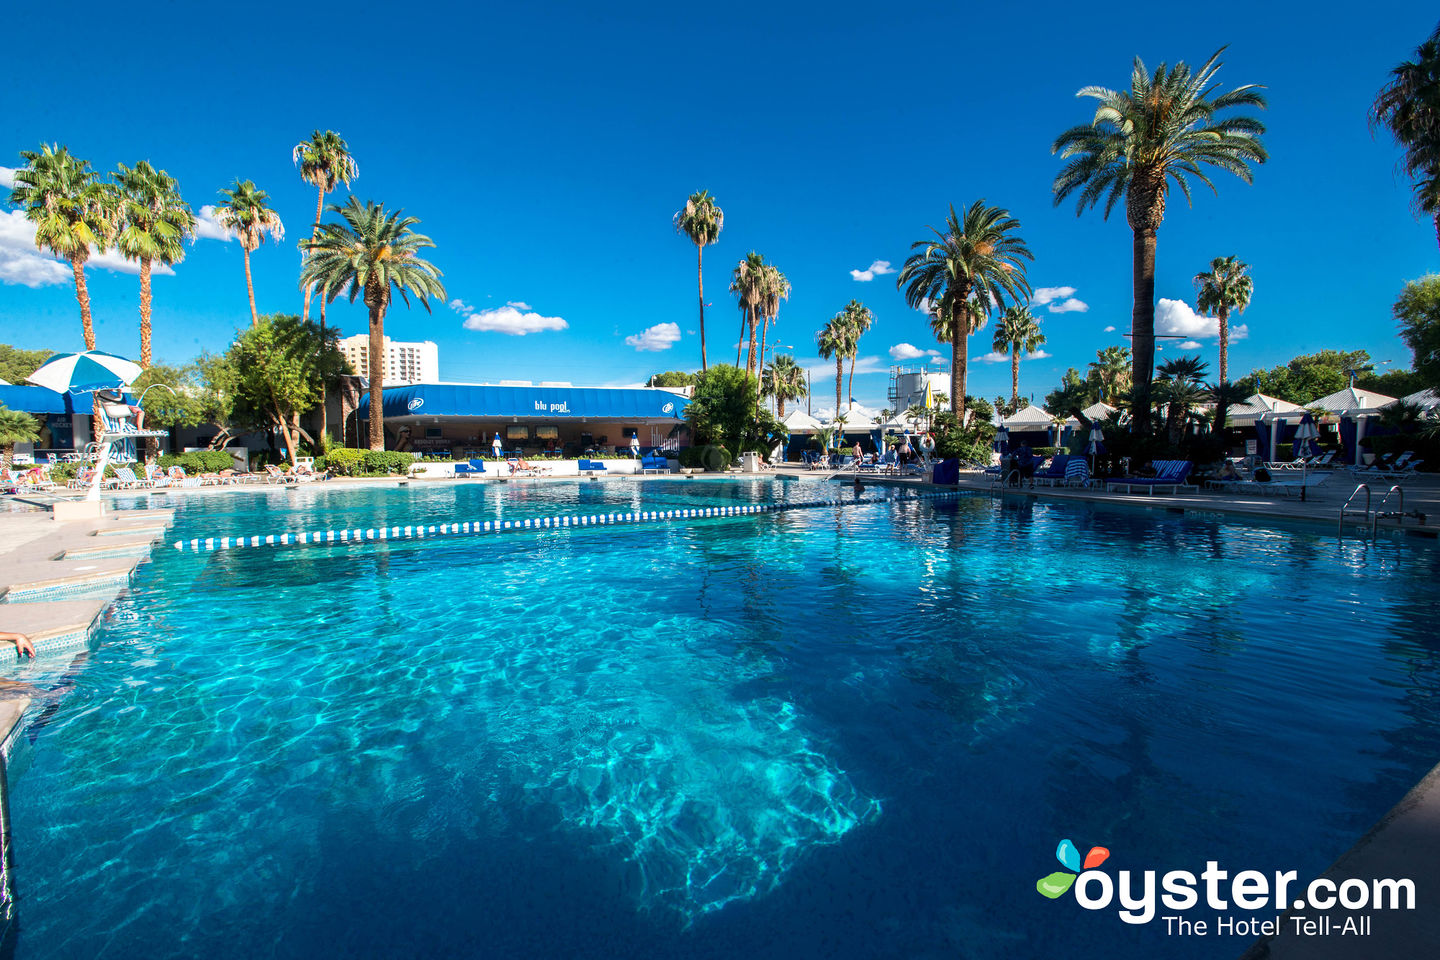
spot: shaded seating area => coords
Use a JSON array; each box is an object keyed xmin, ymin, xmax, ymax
[{"xmin": 1105, "ymin": 459, "xmax": 1193, "ymax": 494}]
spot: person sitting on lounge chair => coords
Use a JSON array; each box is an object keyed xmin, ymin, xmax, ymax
[
  {"xmin": 0, "ymin": 631, "xmax": 37, "ymax": 659},
  {"xmin": 1217, "ymin": 460, "xmax": 1241, "ymax": 481}
]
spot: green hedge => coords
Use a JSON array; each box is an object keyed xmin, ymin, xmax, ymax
[
  {"xmin": 321, "ymin": 448, "xmax": 418, "ymax": 477},
  {"xmin": 159, "ymin": 451, "xmax": 236, "ymax": 474},
  {"xmin": 678, "ymin": 445, "xmax": 731, "ymax": 470}
]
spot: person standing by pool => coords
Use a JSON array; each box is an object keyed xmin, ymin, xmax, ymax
[
  {"xmin": 898, "ymin": 436, "xmax": 914, "ymax": 468},
  {"xmin": 852, "ymin": 440, "xmax": 863, "ymax": 465}
]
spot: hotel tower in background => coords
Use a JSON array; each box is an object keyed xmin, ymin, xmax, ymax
[{"xmin": 338, "ymin": 335, "xmax": 440, "ymax": 385}]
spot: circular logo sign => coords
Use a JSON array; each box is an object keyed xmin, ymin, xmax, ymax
[
  {"xmin": 406, "ymin": 397, "xmax": 425, "ymax": 411},
  {"xmin": 661, "ymin": 402, "xmax": 675, "ymax": 414}
]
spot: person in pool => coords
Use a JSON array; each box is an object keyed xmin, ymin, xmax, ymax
[{"xmin": 0, "ymin": 632, "xmax": 37, "ymax": 659}]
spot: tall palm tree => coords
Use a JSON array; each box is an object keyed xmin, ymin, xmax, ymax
[
  {"xmin": 114, "ymin": 162, "xmax": 196, "ymax": 367},
  {"xmin": 1155, "ymin": 356, "xmax": 1211, "ymax": 444},
  {"xmin": 1371, "ymin": 23, "xmax": 1440, "ymax": 250},
  {"xmin": 839, "ymin": 300, "xmax": 874, "ymax": 404},
  {"xmin": 1052, "ymin": 49, "xmax": 1267, "ymax": 434},
  {"xmin": 294, "ymin": 131, "xmax": 359, "ymax": 323},
  {"xmin": 0, "ymin": 408, "xmax": 40, "ymax": 468},
  {"xmin": 730, "ymin": 252, "xmax": 767, "ymax": 372},
  {"xmin": 992, "ymin": 306, "xmax": 1045, "ymax": 407},
  {"xmin": 755, "ymin": 264, "xmax": 791, "ymax": 394},
  {"xmin": 925, "ymin": 295, "xmax": 996, "ymax": 422},
  {"xmin": 897, "ymin": 201, "xmax": 1033, "ymax": 424},
  {"xmin": 300, "ymin": 198, "xmax": 445, "ymax": 450},
  {"xmin": 9, "ymin": 144, "xmax": 118, "ymax": 350},
  {"xmin": 1088, "ymin": 345, "xmax": 1132, "ymax": 402},
  {"xmin": 674, "ymin": 190, "xmax": 724, "ymax": 371},
  {"xmin": 763, "ymin": 354, "xmax": 807, "ymax": 418},
  {"xmin": 1192, "ymin": 255, "xmax": 1252, "ymax": 385},
  {"xmin": 817, "ymin": 314, "xmax": 853, "ymax": 420},
  {"xmin": 1206, "ymin": 380, "xmax": 1250, "ymax": 433},
  {"xmin": 214, "ymin": 180, "xmax": 285, "ymax": 326}
]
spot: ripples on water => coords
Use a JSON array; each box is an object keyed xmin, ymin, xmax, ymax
[{"xmin": 4, "ymin": 481, "xmax": 1438, "ymax": 959}]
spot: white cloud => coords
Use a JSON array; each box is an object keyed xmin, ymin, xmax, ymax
[
  {"xmin": 801, "ymin": 354, "xmax": 885, "ymax": 380},
  {"xmin": 1103, "ymin": 325, "xmax": 1116, "ymax": 333},
  {"xmin": 507, "ymin": 300, "xmax": 532, "ymax": 311},
  {"xmin": 0, "ymin": 209, "xmax": 173, "ymax": 286},
  {"xmin": 1047, "ymin": 297, "xmax": 1088, "ymax": 313},
  {"xmin": 625, "ymin": 322, "xmax": 682, "ymax": 352},
  {"xmin": 889, "ymin": 342, "xmax": 926, "ymax": 360},
  {"xmin": 1178, "ymin": 340, "xmax": 1203, "ymax": 350},
  {"xmin": 1031, "ymin": 286, "xmax": 1076, "ymax": 305},
  {"xmin": 193, "ymin": 205, "xmax": 235, "ymax": 242},
  {"xmin": 973, "ymin": 349, "xmax": 1051, "ymax": 364},
  {"xmin": 448, "ymin": 298, "xmax": 471, "ymax": 312},
  {"xmin": 849, "ymin": 259, "xmax": 895, "ymax": 282},
  {"xmin": 1154, "ymin": 297, "xmax": 1248, "ymax": 342},
  {"xmin": 460, "ymin": 303, "xmax": 569, "ymax": 336},
  {"xmin": 0, "ymin": 166, "xmax": 15, "ymax": 190},
  {"xmin": 0, "ymin": 210, "xmax": 70, "ymax": 287}
]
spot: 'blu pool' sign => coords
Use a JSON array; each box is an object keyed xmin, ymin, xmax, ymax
[{"xmin": 535, "ymin": 400, "xmax": 571, "ymax": 414}]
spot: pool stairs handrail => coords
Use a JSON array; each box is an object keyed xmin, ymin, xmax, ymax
[{"xmin": 1338, "ymin": 483, "xmax": 1371, "ymax": 537}]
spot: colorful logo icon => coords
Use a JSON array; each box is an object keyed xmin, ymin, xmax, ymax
[{"xmin": 1037, "ymin": 839, "xmax": 1110, "ymax": 899}]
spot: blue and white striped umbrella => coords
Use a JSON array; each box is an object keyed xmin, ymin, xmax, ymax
[{"xmin": 25, "ymin": 350, "xmax": 143, "ymax": 394}]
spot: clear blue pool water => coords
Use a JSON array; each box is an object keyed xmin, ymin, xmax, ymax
[{"xmin": 5, "ymin": 479, "xmax": 1440, "ymax": 959}]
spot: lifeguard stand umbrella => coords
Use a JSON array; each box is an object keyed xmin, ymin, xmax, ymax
[{"xmin": 25, "ymin": 350, "xmax": 142, "ymax": 394}]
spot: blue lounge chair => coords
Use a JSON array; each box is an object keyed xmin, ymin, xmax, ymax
[
  {"xmin": 453, "ymin": 458, "xmax": 487, "ymax": 477},
  {"xmin": 1030, "ymin": 455, "xmax": 1071, "ymax": 487},
  {"xmin": 1105, "ymin": 459, "xmax": 1192, "ymax": 494},
  {"xmin": 640, "ymin": 454, "xmax": 670, "ymax": 475},
  {"xmin": 579, "ymin": 459, "xmax": 608, "ymax": 475}
]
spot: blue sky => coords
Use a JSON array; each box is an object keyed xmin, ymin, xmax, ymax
[{"xmin": 2, "ymin": 1, "xmax": 1436, "ymax": 413}]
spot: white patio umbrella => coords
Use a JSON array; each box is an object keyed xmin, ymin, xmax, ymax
[
  {"xmin": 25, "ymin": 350, "xmax": 143, "ymax": 394},
  {"xmin": 1087, "ymin": 425, "xmax": 1105, "ymax": 472}
]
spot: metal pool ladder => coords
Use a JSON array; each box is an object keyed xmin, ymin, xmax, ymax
[
  {"xmin": 1337, "ymin": 483, "xmax": 1409, "ymax": 539},
  {"xmin": 1371, "ymin": 485, "xmax": 1407, "ymax": 539},
  {"xmin": 1338, "ymin": 483, "xmax": 1371, "ymax": 537}
]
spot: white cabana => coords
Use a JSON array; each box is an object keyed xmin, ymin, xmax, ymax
[
  {"xmin": 780, "ymin": 409, "xmax": 823, "ymax": 433},
  {"xmin": 1065, "ymin": 401, "xmax": 1117, "ymax": 428},
  {"xmin": 1401, "ymin": 388, "xmax": 1439, "ymax": 414},
  {"xmin": 829, "ymin": 402, "xmax": 878, "ymax": 431},
  {"xmin": 1306, "ymin": 386, "xmax": 1396, "ymax": 416},
  {"xmin": 1225, "ymin": 393, "xmax": 1303, "ymax": 425},
  {"xmin": 999, "ymin": 404, "xmax": 1063, "ymax": 444}
]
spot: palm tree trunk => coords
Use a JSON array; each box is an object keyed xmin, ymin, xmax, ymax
[
  {"xmin": 1130, "ymin": 226, "xmax": 1158, "ymax": 435},
  {"xmin": 746, "ymin": 314, "xmax": 759, "ymax": 378},
  {"xmin": 139, "ymin": 256, "xmax": 160, "ymax": 460},
  {"xmin": 834, "ymin": 358, "xmax": 843, "ymax": 421},
  {"xmin": 736, "ymin": 310, "xmax": 746, "ymax": 367},
  {"xmin": 1217, "ymin": 304, "xmax": 1229, "ymax": 385},
  {"xmin": 302, "ymin": 187, "xmax": 325, "ymax": 323},
  {"xmin": 847, "ymin": 355, "xmax": 855, "ymax": 407},
  {"xmin": 778, "ymin": 395, "xmax": 786, "ymax": 419},
  {"xmin": 697, "ymin": 245, "xmax": 707, "ymax": 372},
  {"xmin": 1011, "ymin": 346, "xmax": 1020, "ymax": 407},
  {"xmin": 318, "ymin": 295, "xmax": 329, "ymax": 442},
  {"xmin": 243, "ymin": 247, "xmax": 258, "ymax": 327},
  {"xmin": 952, "ymin": 304, "xmax": 967, "ymax": 426},
  {"xmin": 72, "ymin": 257, "xmax": 96, "ymax": 350},
  {"xmin": 368, "ymin": 302, "xmax": 386, "ymax": 450}
]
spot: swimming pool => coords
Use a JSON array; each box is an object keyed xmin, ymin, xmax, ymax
[{"xmin": 4, "ymin": 479, "xmax": 1439, "ymax": 959}]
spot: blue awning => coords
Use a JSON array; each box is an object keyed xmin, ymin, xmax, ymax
[
  {"xmin": 0, "ymin": 385, "xmax": 106, "ymax": 415},
  {"xmin": 358, "ymin": 384, "xmax": 689, "ymax": 420}
]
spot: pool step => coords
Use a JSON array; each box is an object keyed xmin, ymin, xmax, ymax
[
  {"xmin": 0, "ymin": 557, "xmax": 140, "ymax": 603},
  {"xmin": 0, "ymin": 597, "xmax": 110, "ymax": 660}
]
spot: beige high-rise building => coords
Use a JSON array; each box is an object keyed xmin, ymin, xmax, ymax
[{"xmin": 339, "ymin": 335, "xmax": 439, "ymax": 385}]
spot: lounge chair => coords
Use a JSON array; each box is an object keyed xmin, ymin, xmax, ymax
[
  {"xmin": 1030, "ymin": 455, "xmax": 1071, "ymax": 487},
  {"xmin": 453, "ymin": 458, "xmax": 487, "ymax": 477},
  {"xmin": 578, "ymin": 458, "xmax": 608, "ymax": 475},
  {"xmin": 640, "ymin": 454, "xmax": 671, "ymax": 475},
  {"xmin": 109, "ymin": 466, "xmax": 151, "ymax": 489},
  {"xmin": 1063, "ymin": 458, "xmax": 1091, "ymax": 488},
  {"xmin": 1105, "ymin": 459, "xmax": 1193, "ymax": 494},
  {"xmin": 264, "ymin": 464, "xmax": 297, "ymax": 484}
]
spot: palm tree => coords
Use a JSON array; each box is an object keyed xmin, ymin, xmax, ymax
[
  {"xmin": 763, "ymin": 354, "xmax": 807, "ymax": 418},
  {"xmin": 294, "ymin": 131, "xmax": 359, "ymax": 323},
  {"xmin": 9, "ymin": 144, "xmax": 118, "ymax": 350},
  {"xmin": 756, "ymin": 264, "xmax": 791, "ymax": 394},
  {"xmin": 1193, "ymin": 255, "xmax": 1252, "ymax": 385},
  {"xmin": 817, "ymin": 314, "xmax": 853, "ymax": 420},
  {"xmin": 730, "ymin": 252, "xmax": 767, "ymax": 372},
  {"xmin": 1155, "ymin": 356, "xmax": 1211, "ymax": 444},
  {"xmin": 674, "ymin": 190, "xmax": 724, "ymax": 371},
  {"xmin": 925, "ymin": 295, "xmax": 995, "ymax": 423},
  {"xmin": 1206, "ymin": 380, "xmax": 1250, "ymax": 434},
  {"xmin": 992, "ymin": 306, "xmax": 1045, "ymax": 407},
  {"xmin": 1088, "ymin": 346, "xmax": 1132, "ymax": 402},
  {"xmin": 214, "ymin": 180, "xmax": 285, "ymax": 326},
  {"xmin": 1371, "ymin": 23, "xmax": 1440, "ymax": 250},
  {"xmin": 114, "ymin": 162, "xmax": 196, "ymax": 367},
  {"xmin": 839, "ymin": 300, "xmax": 874, "ymax": 404},
  {"xmin": 897, "ymin": 201, "xmax": 1033, "ymax": 424},
  {"xmin": 1052, "ymin": 49, "xmax": 1267, "ymax": 433},
  {"xmin": 300, "ymin": 198, "xmax": 445, "ymax": 450},
  {"xmin": 0, "ymin": 407, "xmax": 40, "ymax": 468}
]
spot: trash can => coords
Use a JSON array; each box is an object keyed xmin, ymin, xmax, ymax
[{"xmin": 741, "ymin": 452, "xmax": 761, "ymax": 473}]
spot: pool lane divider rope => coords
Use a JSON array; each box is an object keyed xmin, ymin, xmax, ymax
[{"xmin": 172, "ymin": 489, "xmax": 965, "ymax": 553}]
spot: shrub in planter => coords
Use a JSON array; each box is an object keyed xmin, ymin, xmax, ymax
[{"xmin": 325, "ymin": 448, "xmax": 365, "ymax": 477}]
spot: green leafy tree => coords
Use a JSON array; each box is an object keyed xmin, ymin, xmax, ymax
[
  {"xmin": 301, "ymin": 198, "xmax": 446, "ymax": 450},
  {"xmin": 1394, "ymin": 275, "xmax": 1440, "ymax": 392},
  {"xmin": 993, "ymin": 306, "xmax": 1045, "ymax": 406},
  {"xmin": 1193, "ymin": 255, "xmax": 1253, "ymax": 384},
  {"xmin": 225, "ymin": 315, "xmax": 346, "ymax": 466},
  {"xmin": 648, "ymin": 371, "xmax": 698, "ymax": 388},
  {"xmin": 762, "ymin": 354, "xmax": 807, "ymax": 418},
  {"xmin": 0, "ymin": 407, "xmax": 40, "ymax": 467},
  {"xmin": 897, "ymin": 201, "xmax": 1033, "ymax": 424},
  {"xmin": 114, "ymin": 161, "xmax": 196, "ymax": 368},
  {"xmin": 0, "ymin": 345, "xmax": 55, "ymax": 384},
  {"xmin": 685, "ymin": 364, "xmax": 777, "ymax": 455},
  {"xmin": 1088, "ymin": 346, "xmax": 1132, "ymax": 402},
  {"xmin": 1052, "ymin": 49, "xmax": 1267, "ymax": 432},
  {"xmin": 1356, "ymin": 367, "xmax": 1425, "ymax": 398},
  {"xmin": 130, "ymin": 363, "xmax": 208, "ymax": 433},
  {"xmin": 1236, "ymin": 350, "xmax": 1371, "ymax": 404},
  {"xmin": 1154, "ymin": 356, "xmax": 1210, "ymax": 444},
  {"xmin": 1045, "ymin": 367, "xmax": 1099, "ymax": 417},
  {"xmin": 1206, "ymin": 380, "xmax": 1251, "ymax": 433},
  {"xmin": 1371, "ymin": 24, "xmax": 1440, "ymax": 250},
  {"xmin": 214, "ymin": 179, "xmax": 285, "ymax": 326},
  {"xmin": 293, "ymin": 130, "xmax": 359, "ymax": 324},
  {"xmin": 9, "ymin": 144, "xmax": 119, "ymax": 350},
  {"xmin": 673, "ymin": 190, "xmax": 724, "ymax": 371}
]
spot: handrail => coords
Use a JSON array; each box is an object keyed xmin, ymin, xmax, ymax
[
  {"xmin": 1371, "ymin": 485, "xmax": 1406, "ymax": 539},
  {"xmin": 1338, "ymin": 483, "xmax": 1370, "ymax": 537}
]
